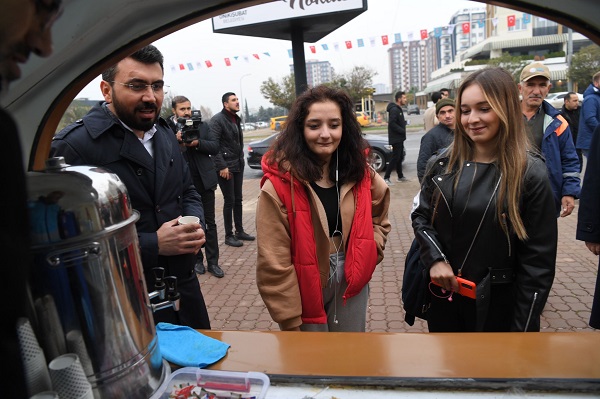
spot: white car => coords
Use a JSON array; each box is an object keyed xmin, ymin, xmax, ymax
[{"xmin": 547, "ymin": 91, "xmax": 584, "ymax": 109}]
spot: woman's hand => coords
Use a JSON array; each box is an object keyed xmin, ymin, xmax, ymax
[{"xmin": 429, "ymin": 261, "xmax": 459, "ymax": 292}]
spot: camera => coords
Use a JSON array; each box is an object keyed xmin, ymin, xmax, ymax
[{"xmin": 177, "ymin": 110, "xmax": 202, "ymax": 144}]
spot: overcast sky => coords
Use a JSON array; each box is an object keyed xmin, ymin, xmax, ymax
[{"xmin": 76, "ymin": 0, "xmax": 481, "ymax": 115}]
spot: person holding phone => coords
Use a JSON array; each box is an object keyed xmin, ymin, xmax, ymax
[{"xmin": 412, "ymin": 67, "xmax": 557, "ymax": 332}]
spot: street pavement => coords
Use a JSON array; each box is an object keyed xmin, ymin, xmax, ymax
[{"xmin": 198, "ymin": 125, "xmax": 599, "ymax": 333}]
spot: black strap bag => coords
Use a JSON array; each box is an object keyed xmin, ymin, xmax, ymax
[{"xmin": 402, "ymin": 238, "xmax": 431, "ymax": 326}]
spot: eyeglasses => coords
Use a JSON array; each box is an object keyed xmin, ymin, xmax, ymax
[
  {"xmin": 111, "ymin": 81, "xmax": 169, "ymax": 94},
  {"xmin": 34, "ymin": 0, "xmax": 63, "ymax": 32}
]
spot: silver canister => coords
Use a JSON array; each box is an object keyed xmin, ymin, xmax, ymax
[{"xmin": 25, "ymin": 157, "xmax": 168, "ymax": 399}]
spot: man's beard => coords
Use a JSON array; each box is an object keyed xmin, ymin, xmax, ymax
[{"xmin": 112, "ymin": 92, "xmax": 158, "ymax": 132}]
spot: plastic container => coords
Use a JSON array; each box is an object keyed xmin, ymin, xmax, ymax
[{"xmin": 150, "ymin": 367, "xmax": 270, "ymax": 399}]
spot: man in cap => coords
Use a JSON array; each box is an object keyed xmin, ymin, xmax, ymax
[
  {"xmin": 417, "ymin": 98, "xmax": 455, "ymax": 182},
  {"xmin": 519, "ymin": 61, "xmax": 580, "ymax": 217}
]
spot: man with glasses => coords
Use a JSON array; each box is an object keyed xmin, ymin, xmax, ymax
[
  {"xmin": 51, "ymin": 45, "xmax": 212, "ymax": 329},
  {"xmin": 1, "ymin": 0, "xmax": 63, "ymax": 395}
]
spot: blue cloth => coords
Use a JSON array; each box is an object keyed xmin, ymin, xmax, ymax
[{"xmin": 156, "ymin": 322, "xmax": 230, "ymax": 367}]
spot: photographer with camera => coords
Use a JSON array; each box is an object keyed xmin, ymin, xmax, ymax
[{"xmin": 168, "ymin": 96, "xmax": 224, "ymax": 278}]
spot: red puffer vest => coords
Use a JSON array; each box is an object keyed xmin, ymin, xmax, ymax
[{"xmin": 261, "ymin": 160, "xmax": 377, "ymax": 324}]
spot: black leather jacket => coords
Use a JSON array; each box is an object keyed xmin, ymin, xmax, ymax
[
  {"xmin": 209, "ymin": 108, "xmax": 244, "ymax": 173},
  {"xmin": 412, "ymin": 151, "xmax": 557, "ymax": 331}
]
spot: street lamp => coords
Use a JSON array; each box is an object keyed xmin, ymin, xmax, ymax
[{"xmin": 239, "ymin": 73, "xmax": 251, "ymax": 126}]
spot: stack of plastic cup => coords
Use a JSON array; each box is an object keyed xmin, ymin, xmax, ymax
[
  {"xmin": 66, "ymin": 330, "xmax": 93, "ymax": 376},
  {"xmin": 29, "ymin": 392, "xmax": 59, "ymax": 399},
  {"xmin": 48, "ymin": 354, "xmax": 94, "ymax": 399},
  {"xmin": 16, "ymin": 317, "xmax": 52, "ymax": 396}
]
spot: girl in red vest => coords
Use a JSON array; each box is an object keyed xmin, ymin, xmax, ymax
[{"xmin": 256, "ymin": 85, "xmax": 391, "ymax": 332}]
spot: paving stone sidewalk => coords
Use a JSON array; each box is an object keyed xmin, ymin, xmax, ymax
[{"xmin": 198, "ymin": 141, "xmax": 599, "ymax": 333}]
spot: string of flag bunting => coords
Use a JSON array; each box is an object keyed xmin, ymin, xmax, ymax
[{"xmin": 169, "ymin": 13, "xmax": 530, "ymax": 72}]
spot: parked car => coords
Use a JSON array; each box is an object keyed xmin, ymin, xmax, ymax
[
  {"xmin": 270, "ymin": 116, "xmax": 287, "ymax": 131},
  {"xmin": 247, "ymin": 133, "xmax": 392, "ymax": 172},
  {"xmin": 407, "ymin": 104, "xmax": 420, "ymax": 115},
  {"xmin": 547, "ymin": 91, "xmax": 584, "ymax": 109},
  {"xmin": 356, "ymin": 111, "xmax": 371, "ymax": 127}
]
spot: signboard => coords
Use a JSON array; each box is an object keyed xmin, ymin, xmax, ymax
[{"xmin": 213, "ymin": 0, "xmax": 366, "ymax": 37}]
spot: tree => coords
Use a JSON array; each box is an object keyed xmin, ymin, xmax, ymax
[
  {"xmin": 485, "ymin": 52, "xmax": 532, "ymax": 82},
  {"xmin": 260, "ymin": 74, "xmax": 296, "ymax": 110},
  {"xmin": 244, "ymin": 98, "xmax": 250, "ymax": 122},
  {"xmin": 160, "ymin": 92, "xmax": 175, "ymax": 119},
  {"xmin": 330, "ymin": 66, "xmax": 377, "ymax": 104},
  {"xmin": 568, "ymin": 44, "xmax": 600, "ymax": 92},
  {"xmin": 199, "ymin": 105, "xmax": 213, "ymax": 121},
  {"xmin": 56, "ymin": 101, "xmax": 93, "ymax": 131}
]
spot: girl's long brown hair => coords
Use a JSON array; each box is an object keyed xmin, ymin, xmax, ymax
[
  {"xmin": 265, "ymin": 85, "xmax": 370, "ymax": 184},
  {"xmin": 451, "ymin": 67, "xmax": 530, "ymax": 240}
]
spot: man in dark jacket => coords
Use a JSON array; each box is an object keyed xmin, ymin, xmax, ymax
[
  {"xmin": 51, "ymin": 45, "xmax": 211, "ymax": 329},
  {"xmin": 417, "ymin": 98, "xmax": 455, "ymax": 182},
  {"xmin": 383, "ymin": 91, "xmax": 408, "ymax": 185},
  {"xmin": 168, "ymin": 96, "xmax": 224, "ymax": 278},
  {"xmin": 577, "ymin": 72, "xmax": 600, "ymax": 158},
  {"xmin": 576, "ymin": 123, "xmax": 600, "ymax": 329},
  {"xmin": 519, "ymin": 62, "xmax": 580, "ymax": 217},
  {"xmin": 560, "ymin": 92, "xmax": 583, "ymax": 172},
  {"xmin": 210, "ymin": 92, "xmax": 255, "ymax": 247},
  {"xmin": 1, "ymin": 1, "xmax": 63, "ymax": 395}
]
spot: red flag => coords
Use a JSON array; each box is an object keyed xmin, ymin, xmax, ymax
[
  {"xmin": 462, "ymin": 22, "xmax": 470, "ymax": 33},
  {"xmin": 381, "ymin": 35, "xmax": 389, "ymax": 45},
  {"xmin": 309, "ymin": 46, "xmax": 316, "ymax": 54},
  {"xmin": 507, "ymin": 15, "xmax": 516, "ymax": 27},
  {"xmin": 205, "ymin": 60, "xmax": 212, "ymax": 68},
  {"xmin": 179, "ymin": 64, "xmax": 185, "ymax": 70},
  {"xmin": 252, "ymin": 54, "xmax": 260, "ymax": 60},
  {"xmin": 420, "ymin": 29, "xmax": 428, "ymax": 40},
  {"xmin": 345, "ymin": 40, "xmax": 352, "ymax": 49},
  {"xmin": 224, "ymin": 58, "xmax": 231, "ymax": 66}
]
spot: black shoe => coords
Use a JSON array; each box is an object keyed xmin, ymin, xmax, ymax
[
  {"xmin": 207, "ymin": 264, "xmax": 224, "ymax": 278},
  {"xmin": 225, "ymin": 235, "xmax": 243, "ymax": 247},
  {"xmin": 194, "ymin": 260, "xmax": 205, "ymax": 275},
  {"xmin": 235, "ymin": 231, "xmax": 255, "ymax": 241}
]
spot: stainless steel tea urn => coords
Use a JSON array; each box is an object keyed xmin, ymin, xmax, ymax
[{"xmin": 25, "ymin": 157, "xmax": 169, "ymax": 398}]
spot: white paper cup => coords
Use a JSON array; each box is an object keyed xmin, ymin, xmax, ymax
[
  {"xmin": 66, "ymin": 330, "xmax": 93, "ymax": 376},
  {"xmin": 178, "ymin": 216, "xmax": 199, "ymax": 225},
  {"xmin": 49, "ymin": 354, "xmax": 93, "ymax": 399},
  {"xmin": 16, "ymin": 318, "xmax": 52, "ymax": 396}
]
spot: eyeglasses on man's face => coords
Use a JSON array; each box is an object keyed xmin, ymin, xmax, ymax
[
  {"xmin": 111, "ymin": 81, "xmax": 169, "ymax": 94},
  {"xmin": 34, "ymin": 0, "xmax": 63, "ymax": 32}
]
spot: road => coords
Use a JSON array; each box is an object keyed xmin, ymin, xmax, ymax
[
  {"xmin": 243, "ymin": 112, "xmax": 425, "ymax": 180},
  {"xmin": 201, "ymin": 110, "xmax": 598, "ymax": 333}
]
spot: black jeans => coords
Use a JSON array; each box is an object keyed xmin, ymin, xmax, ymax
[
  {"xmin": 218, "ymin": 168, "xmax": 244, "ymax": 237},
  {"xmin": 384, "ymin": 141, "xmax": 405, "ymax": 179},
  {"xmin": 192, "ymin": 176, "xmax": 219, "ymax": 266}
]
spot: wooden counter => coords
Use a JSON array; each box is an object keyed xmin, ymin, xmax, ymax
[{"xmin": 201, "ymin": 330, "xmax": 600, "ymax": 392}]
